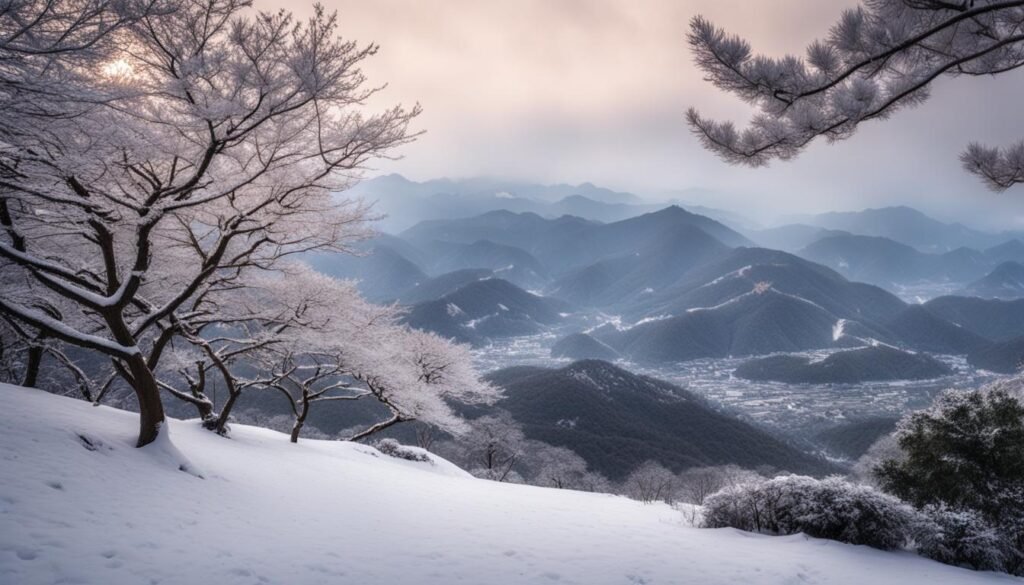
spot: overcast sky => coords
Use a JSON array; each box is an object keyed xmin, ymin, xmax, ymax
[{"xmin": 275, "ymin": 0, "xmax": 1024, "ymax": 230}]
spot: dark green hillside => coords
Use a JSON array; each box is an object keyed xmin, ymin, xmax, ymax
[
  {"xmin": 486, "ymin": 360, "xmax": 834, "ymax": 479},
  {"xmin": 967, "ymin": 337, "xmax": 1024, "ymax": 374},
  {"xmin": 923, "ymin": 295, "xmax": 1024, "ymax": 341},
  {"xmin": 734, "ymin": 346, "xmax": 952, "ymax": 384}
]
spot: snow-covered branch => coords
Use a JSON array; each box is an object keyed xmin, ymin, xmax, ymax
[
  {"xmin": 687, "ymin": 1, "xmax": 1024, "ymax": 191},
  {"xmin": 0, "ymin": 0, "xmax": 418, "ymax": 447}
]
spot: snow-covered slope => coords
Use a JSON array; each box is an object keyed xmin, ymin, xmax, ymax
[{"xmin": 0, "ymin": 385, "xmax": 1016, "ymax": 585}]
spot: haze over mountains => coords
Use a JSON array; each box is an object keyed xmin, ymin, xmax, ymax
[
  {"xmin": 300, "ymin": 175, "xmax": 1024, "ymax": 471},
  {"xmin": 313, "ymin": 175, "xmax": 1024, "ymax": 374}
]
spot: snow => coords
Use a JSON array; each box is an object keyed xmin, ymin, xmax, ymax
[
  {"xmin": 833, "ymin": 319, "xmax": 847, "ymax": 342},
  {"xmin": 1, "ymin": 385, "xmax": 1017, "ymax": 585},
  {"xmin": 633, "ymin": 314, "xmax": 672, "ymax": 326}
]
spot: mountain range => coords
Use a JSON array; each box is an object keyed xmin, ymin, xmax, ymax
[
  {"xmin": 796, "ymin": 234, "xmax": 1024, "ymax": 292},
  {"xmin": 778, "ymin": 206, "xmax": 1021, "ymax": 252},
  {"xmin": 307, "ymin": 189, "xmax": 1024, "ymax": 367}
]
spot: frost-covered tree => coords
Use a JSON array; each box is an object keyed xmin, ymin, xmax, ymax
[
  {"xmin": 530, "ymin": 443, "xmax": 611, "ymax": 492},
  {"xmin": 437, "ymin": 412, "xmax": 527, "ymax": 483},
  {"xmin": 687, "ymin": 1, "xmax": 1024, "ymax": 191},
  {"xmin": 874, "ymin": 380, "xmax": 1024, "ymax": 574},
  {"xmin": 676, "ymin": 465, "xmax": 762, "ymax": 506},
  {"xmin": 344, "ymin": 327, "xmax": 499, "ymax": 441},
  {"xmin": 0, "ymin": 0, "xmax": 418, "ymax": 446},
  {"xmin": 0, "ymin": 317, "xmax": 104, "ymax": 399},
  {"xmin": 622, "ymin": 460, "xmax": 677, "ymax": 504},
  {"xmin": 154, "ymin": 266, "xmax": 378, "ymax": 433},
  {"xmin": 156, "ymin": 266, "xmax": 497, "ymax": 443}
]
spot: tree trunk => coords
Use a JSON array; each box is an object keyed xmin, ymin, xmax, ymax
[
  {"xmin": 194, "ymin": 400, "xmax": 215, "ymax": 426},
  {"xmin": 21, "ymin": 345, "xmax": 42, "ymax": 388},
  {"xmin": 124, "ymin": 353, "xmax": 166, "ymax": 447},
  {"xmin": 290, "ymin": 398, "xmax": 310, "ymax": 443},
  {"xmin": 214, "ymin": 388, "xmax": 241, "ymax": 436}
]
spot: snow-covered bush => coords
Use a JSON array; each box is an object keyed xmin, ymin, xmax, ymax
[
  {"xmin": 374, "ymin": 439, "xmax": 433, "ymax": 464},
  {"xmin": 875, "ymin": 382, "xmax": 1024, "ymax": 575},
  {"xmin": 702, "ymin": 475, "xmax": 917, "ymax": 550},
  {"xmin": 915, "ymin": 506, "xmax": 1012, "ymax": 573},
  {"xmin": 622, "ymin": 461, "xmax": 677, "ymax": 504}
]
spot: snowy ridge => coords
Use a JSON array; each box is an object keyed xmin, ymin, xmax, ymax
[
  {"xmin": 683, "ymin": 282, "xmax": 830, "ymax": 315},
  {"xmin": 692, "ymin": 264, "xmax": 753, "ymax": 291},
  {"xmin": 0, "ymin": 385, "xmax": 1011, "ymax": 585}
]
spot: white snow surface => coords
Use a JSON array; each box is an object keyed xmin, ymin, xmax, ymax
[{"xmin": 1, "ymin": 384, "xmax": 1018, "ymax": 585}]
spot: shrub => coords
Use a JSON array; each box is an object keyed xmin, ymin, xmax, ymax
[
  {"xmin": 374, "ymin": 439, "xmax": 433, "ymax": 463},
  {"xmin": 874, "ymin": 382, "xmax": 1024, "ymax": 575},
  {"xmin": 915, "ymin": 505, "xmax": 1012, "ymax": 572},
  {"xmin": 702, "ymin": 475, "xmax": 917, "ymax": 550}
]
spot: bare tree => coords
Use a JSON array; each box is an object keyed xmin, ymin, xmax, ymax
[
  {"xmin": 687, "ymin": 1, "xmax": 1024, "ymax": 190},
  {"xmin": 622, "ymin": 460, "xmax": 678, "ymax": 504},
  {"xmin": 676, "ymin": 465, "xmax": 764, "ymax": 506},
  {"xmin": 438, "ymin": 412, "xmax": 527, "ymax": 483},
  {"xmin": 0, "ymin": 0, "xmax": 418, "ymax": 446},
  {"xmin": 260, "ymin": 352, "xmax": 361, "ymax": 443},
  {"xmin": 530, "ymin": 443, "xmax": 610, "ymax": 492}
]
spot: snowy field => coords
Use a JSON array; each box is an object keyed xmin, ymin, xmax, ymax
[{"xmin": 1, "ymin": 384, "xmax": 1018, "ymax": 585}]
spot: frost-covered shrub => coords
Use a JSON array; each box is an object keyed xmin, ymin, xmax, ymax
[
  {"xmin": 374, "ymin": 439, "xmax": 433, "ymax": 463},
  {"xmin": 875, "ymin": 382, "xmax": 1024, "ymax": 575},
  {"xmin": 702, "ymin": 475, "xmax": 916, "ymax": 550},
  {"xmin": 915, "ymin": 506, "xmax": 1011, "ymax": 572}
]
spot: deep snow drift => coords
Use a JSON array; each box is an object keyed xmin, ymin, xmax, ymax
[{"xmin": 0, "ymin": 385, "xmax": 1017, "ymax": 585}]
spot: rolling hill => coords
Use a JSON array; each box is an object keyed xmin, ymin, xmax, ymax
[
  {"xmin": 403, "ymin": 206, "xmax": 751, "ymax": 273},
  {"xmin": 485, "ymin": 360, "xmax": 835, "ymax": 479},
  {"xmin": 403, "ymin": 278, "xmax": 567, "ymax": 346},
  {"xmin": 734, "ymin": 346, "xmax": 952, "ymax": 384},
  {"xmin": 420, "ymin": 239, "xmax": 549, "ymax": 290},
  {"xmin": 624, "ymin": 247, "xmax": 908, "ymax": 326},
  {"xmin": 547, "ymin": 224, "xmax": 730, "ymax": 307},
  {"xmin": 596, "ymin": 285, "xmax": 848, "ymax": 363},
  {"xmin": 789, "ymin": 206, "xmax": 1009, "ymax": 252},
  {"xmin": 883, "ymin": 305, "xmax": 991, "ymax": 355},
  {"xmin": 550, "ymin": 333, "xmax": 620, "ymax": 361},
  {"xmin": 958, "ymin": 261, "xmax": 1024, "ymax": 299},
  {"xmin": 922, "ymin": 295, "xmax": 1024, "ymax": 342},
  {"xmin": 967, "ymin": 337, "xmax": 1024, "ymax": 374},
  {"xmin": 308, "ymin": 243, "xmax": 428, "ymax": 303}
]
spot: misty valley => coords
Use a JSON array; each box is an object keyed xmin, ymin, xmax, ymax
[{"xmin": 280, "ymin": 175, "xmax": 1024, "ymax": 474}]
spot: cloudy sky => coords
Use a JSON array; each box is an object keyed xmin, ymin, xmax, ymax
[{"xmin": 277, "ymin": 0, "xmax": 1024, "ymax": 229}]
